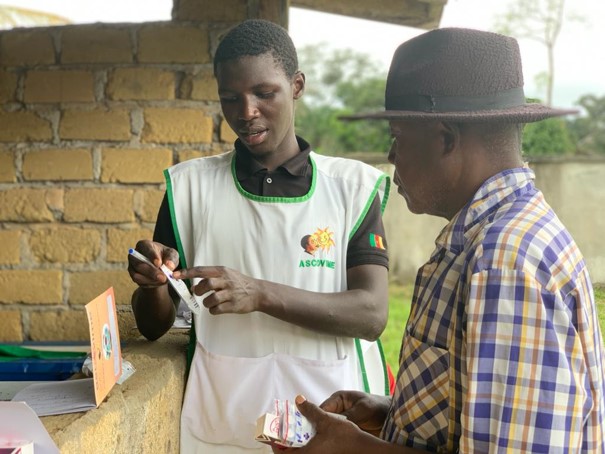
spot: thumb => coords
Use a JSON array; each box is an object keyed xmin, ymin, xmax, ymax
[{"xmin": 295, "ymin": 395, "xmax": 325, "ymax": 423}]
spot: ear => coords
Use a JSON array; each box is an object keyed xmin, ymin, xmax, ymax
[
  {"xmin": 292, "ymin": 71, "xmax": 305, "ymax": 100},
  {"xmin": 438, "ymin": 121, "xmax": 460, "ymax": 155}
]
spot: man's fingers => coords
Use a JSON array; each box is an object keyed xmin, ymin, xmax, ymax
[
  {"xmin": 160, "ymin": 250, "xmax": 179, "ymax": 269},
  {"xmin": 128, "ymin": 255, "xmax": 166, "ymax": 285},
  {"xmin": 319, "ymin": 394, "xmax": 345, "ymax": 414},
  {"xmin": 135, "ymin": 268, "xmax": 166, "ymax": 282},
  {"xmin": 134, "ymin": 240, "xmax": 160, "ymax": 265},
  {"xmin": 295, "ymin": 395, "xmax": 325, "ymax": 422},
  {"xmin": 174, "ymin": 266, "xmax": 221, "ymax": 280},
  {"xmin": 134, "ymin": 240, "xmax": 178, "ymax": 268}
]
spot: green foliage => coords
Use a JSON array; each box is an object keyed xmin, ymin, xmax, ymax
[
  {"xmin": 382, "ymin": 284, "xmax": 413, "ymax": 370},
  {"xmin": 567, "ymin": 94, "xmax": 605, "ymax": 154},
  {"xmin": 295, "ymin": 44, "xmax": 391, "ymax": 154},
  {"xmin": 595, "ymin": 287, "xmax": 605, "ymax": 334},
  {"xmin": 522, "ymin": 117, "xmax": 575, "ymax": 156},
  {"xmin": 297, "ymin": 44, "xmax": 383, "ymax": 107}
]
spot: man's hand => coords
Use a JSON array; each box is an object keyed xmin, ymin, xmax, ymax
[
  {"xmin": 270, "ymin": 396, "xmax": 421, "ymax": 454},
  {"xmin": 174, "ymin": 266, "xmax": 263, "ymax": 315},
  {"xmin": 127, "ymin": 240, "xmax": 179, "ymax": 288},
  {"xmin": 128, "ymin": 240, "xmax": 181, "ymax": 341},
  {"xmin": 287, "ymin": 395, "xmax": 381, "ymax": 454},
  {"xmin": 320, "ymin": 390, "xmax": 391, "ymax": 437}
]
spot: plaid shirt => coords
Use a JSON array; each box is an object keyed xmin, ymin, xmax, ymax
[{"xmin": 381, "ymin": 167, "xmax": 605, "ymax": 453}]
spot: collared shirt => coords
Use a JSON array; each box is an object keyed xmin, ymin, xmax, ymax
[
  {"xmin": 382, "ymin": 167, "xmax": 605, "ymax": 453},
  {"xmin": 154, "ymin": 136, "xmax": 388, "ymax": 269},
  {"xmin": 233, "ymin": 137, "xmax": 311, "ymax": 197}
]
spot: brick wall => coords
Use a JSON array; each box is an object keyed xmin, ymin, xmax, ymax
[{"xmin": 0, "ymin": 0, "xmax": 288, "ymax": 342}]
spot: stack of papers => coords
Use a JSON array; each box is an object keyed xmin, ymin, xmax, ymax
[
  {"xmin": 2, "ymin": 288, "xmax": 123, "ymax": 417},
  {"xmin": 10, "ymin": 379, "xmax": 96, "ymax": 417}
]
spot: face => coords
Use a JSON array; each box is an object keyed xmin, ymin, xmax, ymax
[
  {"xmin": 304, "ymin": 236, "xmax": 317, "ymax": 255},
  {"xmin": 387, "ymin": 120, "xmax": 455, "ymax": 218},
  {"xmin": 216, "ymin": 53, "xmax": 305, "ymax": 165}
]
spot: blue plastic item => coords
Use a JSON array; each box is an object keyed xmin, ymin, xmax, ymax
[
  {"xmin": 0, "ymin": 358, "xmax": 85, "ymax": 381},
  {"xmin": 0, "ymin": 343, "xmax": 88, "ymax": 381}
]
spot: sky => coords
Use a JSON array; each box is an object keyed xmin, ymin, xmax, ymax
[{"xmin": 1, "ymin": 0, "xmax": 604, "ymax": 108}]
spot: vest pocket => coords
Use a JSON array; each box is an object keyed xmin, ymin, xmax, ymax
[{"xmin": 181, "ymin": 341, "xmax": 358, "ymax": 449}]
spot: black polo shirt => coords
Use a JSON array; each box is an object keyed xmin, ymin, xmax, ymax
[{"xmin": 153, "ymin": 137, "xmax": 388, "ymax": 269}]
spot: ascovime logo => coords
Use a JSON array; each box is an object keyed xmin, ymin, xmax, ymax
[{"xmin": 299, "ymin": 227, "xmax": 336, "ymax": 269}]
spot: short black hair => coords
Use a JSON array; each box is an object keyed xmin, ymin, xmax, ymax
[
  {"xmin": 213, "ymin": 19, "xmax": 299, "ymax": 78},
  {"xmin": 300, "ymin": 235, "xmax": 311, "ymax": 249}
]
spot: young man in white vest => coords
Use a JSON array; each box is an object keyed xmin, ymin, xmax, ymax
[{"xmin": 128, "ymin": 19, "xmax": 393, "ymax": 453}]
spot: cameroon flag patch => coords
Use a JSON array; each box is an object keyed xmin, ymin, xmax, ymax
[{"xmin": 369, "ymin": 233, "xmax": 385, "ymax": 249}]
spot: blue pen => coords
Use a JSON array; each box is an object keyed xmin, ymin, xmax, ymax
[{"xmin": 128, "ymin": 248, "xmax": 156, "ymax": 267}]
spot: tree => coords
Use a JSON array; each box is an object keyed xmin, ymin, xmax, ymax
[
  {"xmin": 567, "ymin": 94, "xmax": 605, "ymax": 154},
  {"xmin": 295, "ymin": 44, "xmax": 391, "ymax": 155},
  {"xmin": 522, "ymin": 118, "xmax": 575, "ymax": 156},
  {"xmin": 518, "ymin": 97, "xmax": 575, "ymax": 156},
  {"xmin": 495, "ymin": 0, "xmax": 568, "ymax": 106}
]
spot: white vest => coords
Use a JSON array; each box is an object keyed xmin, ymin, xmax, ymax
[{"xmin": 166, "ymin": 150, "xmax": 390, "ymax": 451}]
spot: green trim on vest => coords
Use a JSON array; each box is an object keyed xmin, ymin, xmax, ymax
[
  {"xmin": 354, "ymin": 338, "xmax": 389, "ymax": 396},
  {"xmin": 376, "ymin": 338, "xmax": 390, "ymax": 395},
  {"xmin": 164, "ymin": 169, "xmax": 189, "ymax": 271},
  {"xmin": 354, "ymin": 338, "xmax": 369, "ymax": 392},
  {"xmin": 349, "ymin": 173, "xmax": 390, "ymax": 241},
  {"xmin": 187, "ymin": 323, "xmax": 197, "ymax": 378},
  {"xmin": 164, "ymin": 168, "xmax": 196, "ymax": 377},
  {"xmin": 230, "ymin": 153, "xmax": 318, "ymax": 203},
  {"xmin": 380, "ymin": 175, "xmax": 391, "ymax": 215}
]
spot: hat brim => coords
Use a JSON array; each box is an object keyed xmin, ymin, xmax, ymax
[{"xmin": 339, "ymin": 103, "xmax": 578, "ymax": 123}]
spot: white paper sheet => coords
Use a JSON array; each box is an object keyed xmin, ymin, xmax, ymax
[
  {"xmin": 0, "ymin": 381, "xmax": 53, "ymax": 401},
  {"xmin": 0, "ymin": 401, "xmax": 60, "ymax": 453},
  {"xmin": 11, "ymin": 378, "xmax": 96, "ymax": 417}
]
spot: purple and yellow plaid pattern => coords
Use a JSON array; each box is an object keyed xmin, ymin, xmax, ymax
[{"xmin": 382, "ymin": 167, "xmax": 605, "ymax": 452}]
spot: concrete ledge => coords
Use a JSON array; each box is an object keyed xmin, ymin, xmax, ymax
[{"xmin": 41, "ymin": 331, "xmax": 189, "ymax": 453}]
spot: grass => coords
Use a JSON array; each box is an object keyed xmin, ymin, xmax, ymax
[
  {"xmin": 381, "ymin": 284, "xmax": 605, "ymax": 372},
  {"xmin": 381, "ymin": 283, "xmax": 413, "ymax": 370},
  {"xmin": 595, "ymin": 286, "xmax": 605, "ymax": 335}
]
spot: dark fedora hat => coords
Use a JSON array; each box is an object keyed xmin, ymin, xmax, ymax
[{"xmin": 342, "ymin": 28, "xmax": 578, "ymax": 123}]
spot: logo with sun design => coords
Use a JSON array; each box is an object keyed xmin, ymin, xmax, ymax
[{"xmin": 300, "ymin": 227, "xmax": 335, "ymax": 256}]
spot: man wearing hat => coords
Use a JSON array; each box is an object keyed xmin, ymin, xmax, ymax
[{"xmin": 283, "ymin": 28, "xmax": 605, "ymax": 453}]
